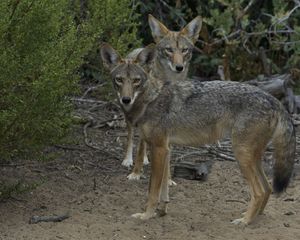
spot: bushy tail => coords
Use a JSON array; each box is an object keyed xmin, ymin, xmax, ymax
[{"xmin": 272, "ymin": 111, "xmax": 296, "ymax": 193}]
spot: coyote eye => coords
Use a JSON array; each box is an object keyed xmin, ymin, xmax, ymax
[
  {"xmin": 133, "ymin": 77, "xmax": 141, "ymax": 85},
  {"xmin": 182, "ymin": 48, "xmax": 189, "ymax": 53},
  {"xmin": 165, "ymin": 47, "xmax": 173, "ymax": 54},
  {"xmin": 115, "ymin": 77, "xmax": 123, "ymax": 84}
]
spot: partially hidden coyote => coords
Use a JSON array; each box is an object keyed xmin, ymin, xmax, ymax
[
  {"xmin": 101, "ymin": 41, "xmax": 295, "ymax": 224},
  {"xmin": 110, "ymin": 15, "xmax": 203, "ymax": 181}
]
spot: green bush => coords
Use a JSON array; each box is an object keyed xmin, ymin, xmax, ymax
[
  {"xmin": 74, "ymin": 0, "xmax": 142, "ymax": 81},
  {"xmin": 0, "ymin": 0, "xmax": 140, "ymax": 160}
]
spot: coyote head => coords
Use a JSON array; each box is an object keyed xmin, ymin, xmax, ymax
[
  {"xmin": 148, "ymin": 15, "xmax": 202, "ymax": 75},
  {"xmin": 100, "ymin": 44, "xmax": 155, "ymax": 111}
]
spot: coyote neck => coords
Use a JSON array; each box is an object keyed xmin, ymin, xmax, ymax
[{"xmin": 122, "ymin": 79, "xmax": 162, "ymax": 125}]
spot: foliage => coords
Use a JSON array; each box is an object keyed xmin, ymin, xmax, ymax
[
  {"xmin": 0, "ymin": 180, "xmax": 41, "ymax": 202},
  {"xmin": 138, "ymin": 0, "xmax": 300, "ymax": 80},
  {"xmin": 73, "ymin": 0, "xmax": 142, "ymax": 81},
  {"xmin": 0, "ymin": 0, "xmax": 141, "ymax": 160}
]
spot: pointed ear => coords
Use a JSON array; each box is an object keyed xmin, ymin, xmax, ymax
[
  {"xmin": 136, "ymin": 44, "xmax": 156, "ymax": 66},
  {"xmin": 148, "ymin": 14, "xmax": 169, "ymax": 43},
  {"xmin": 100, "ymin": 43, "xmax": 121, "ymax": 70},
  {"xmin": 180, "ymin": 16, "xmax": 202, "ymax": 43}
]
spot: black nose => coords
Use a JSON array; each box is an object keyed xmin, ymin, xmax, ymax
[
  {"xmin": 121, "ymin": 97, "xmax": 131, "ymax": 105},
  {"xmin": 175, "ymin": 65, "xmax": 184, "ymax": 72}
]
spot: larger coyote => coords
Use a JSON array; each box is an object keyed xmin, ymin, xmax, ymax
[
  {"xmin": 100, "ymin": 42, "xmax": 295, "ymax": 225},
  {"xmin": 111, "ymin": 15, "xmax": 203, "ymax": 181}
]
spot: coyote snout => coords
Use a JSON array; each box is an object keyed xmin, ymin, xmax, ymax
[
  {"xmin": 121, "ymin": 96, "xmax": 131, "ymax": 105},
  {"xmin": 114, "ymin": 75, "xmax": 143, "ymax": 110},
  {"xmin": 167, "ymin": 51, "xmax": 185, "ymax": 73}
]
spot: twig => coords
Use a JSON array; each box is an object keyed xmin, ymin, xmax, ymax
[
  {"xmin": 158, "ymin": 0, "xmax": 186, "ymax": 27},
  {"xmin": 54, "ymin": 144, "xmax": 88, "ymax": 151},
  {"xmin": 207, "ymin": 148, "xmax": 236, "ymax": 161},
  {"xmin": 93, "ymin": 177, "xmax": 97, "ymax": 190},
  {"xmin": 271, "ymin": 2, "xmax": 300, "ymax": 29},
  {"xmin": 259, "ymin": 46, "xmax": 271, "ymax": 76},
  {"xmin": 81, "ymin": 83, "xmax": 105, "ymax": 99},
  {"xmin": 226, "ymin": 199, "xmax": 246, "ymax": 204},
  {"xmin": 236, "ymin": 0, "xmax": 257, "ymax": 22},
  {"xmin": 82, "ymin": 117, "xmax": 121, "ymax": 159},
  {"xmin": 83, "ymin": 117, "xmax": 99, "ymax": 150},
  {"xmin": 93, "ymin": 117, "xmax": 124, "ymax": 128},
  {"xmin": 29, "ymin": 214, "xmax": 70, "ymax": 224},
  {"xmin": 70, "ymin": 97, "xmax": 107, "ymax": 104},
  {"xmin": 9, "ymin": 0, "xmax": 22, "ymax": 20}
]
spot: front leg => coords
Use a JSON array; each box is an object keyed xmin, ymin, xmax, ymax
[
  {"xmin": 127, "ymin": 139, "xmax": 147, "ymax": 180},
  {"xmin": 122, "ymin": 121, "xmax": 133, "ymax": 167},
  {"xmin": 132, "ymin": 138, "xmax": 169, "ymax": 220},
  {"xmin": 157, "ymin": 151, "xmax": 170, "ymax": 216}
]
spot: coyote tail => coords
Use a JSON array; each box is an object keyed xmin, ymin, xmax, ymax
[{"xmin": 272, "ymin": 110, "xmax": 296, "ymax": 193}]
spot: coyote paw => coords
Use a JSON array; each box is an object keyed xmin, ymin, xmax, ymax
[
  {"xmin": 143, "ymin": 155, "xmax": 149, "ymax": 165},
  {"xmin": 122, "ymin": 158, "xmax": 133, "ymax": 167},
  {"xmin": 156, "ymin": 208, "xmax": 167, "ymax": 217},
  {"xmin": 127, "ymin": 172, "xmax": 141, "ymax": 180},
  {"xmin": 168, "ymin": 179, "xmax": 177, "ymax": 186},
  {"xmin": 231, "ymin": 217, "xmax": 248, "ymax": 225},
  {"xmin": 157, "ymin": 202, "xmax": 168, "ymax": 217},
  {"xmin": 131, "ymin": 212, "xmax": 156, "ymax": 220}
]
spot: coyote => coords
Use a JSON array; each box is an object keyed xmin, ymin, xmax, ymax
[
  {"xmin": 112, "ymin": 15, "xmax": 203, "ymax": 180},
  {"xmin": 101, "ymin": 43, "xmax": 295, "ymax": 225}
]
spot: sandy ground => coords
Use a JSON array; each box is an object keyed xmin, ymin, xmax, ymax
[{"xmin": 0, "ymin": 106, "xmax": 300, "ymax": 240}]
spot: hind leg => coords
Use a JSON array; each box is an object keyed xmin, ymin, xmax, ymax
[
  {"xmin": 257, "ymin": 162, "xmax": 272, "ymax": 215},
  {"xmin": 231, "ymin": 143, "xmax": 269, "ymax": 225},
  {"xmin": 231, "ymin": 163, "xmax": 265, "ymax": 224}
]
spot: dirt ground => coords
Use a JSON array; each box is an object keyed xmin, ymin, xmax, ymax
[{"xmin": 0, "ymin": 102, "xmax": 300, "ymax": 240}]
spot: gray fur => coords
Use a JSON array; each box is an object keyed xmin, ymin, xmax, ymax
[{"xmin": 102, "ymin": 43, "xmax": 296, "ymax": 224}]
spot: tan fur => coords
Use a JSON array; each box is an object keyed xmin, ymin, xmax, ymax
[
  {"xmin": 128, "ymin": 15, "xmax": 203, "ymax": 178},
  {"xmin": 101, "ymin": 22, "xmax": 295, "ymax": 226}
]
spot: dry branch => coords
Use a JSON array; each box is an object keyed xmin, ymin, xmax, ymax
[
  {"xmin": 29, "ymin": 214, "xmax": 70, "ymax": 224},
  {"xmin": 245, "ymin": 74, "xmax": 299, "ymax": 113},
  {"xmin": 70, "ymin": 97, "xmax": 107, "ymax": 105}
]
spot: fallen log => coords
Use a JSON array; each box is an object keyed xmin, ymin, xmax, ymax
[
  {"xmin": 173, "ymin": 161, "xmax": 213, "ymax": 181},
  {"xmin": 244, "ymin": 74, "xmax": 299, "ymax": 113},
  {"xmin": 245, "ymin": 74, "xmax": 292, "ymax": 98}
]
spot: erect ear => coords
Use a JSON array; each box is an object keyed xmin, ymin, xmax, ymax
[
  {"xmin": 136, "ymin": 44, "xmax": 156, "ymax": 66},
  {"xmin": 100, "ymin": 43, "xmax": 121, "ymax": 70},
  {"xmin": 180, "ymin": 16, "xmax": 202, "ymax": 43},
  {"xmin": 148, "ymin": 14, "xmax": 169, "ymax": 43}
]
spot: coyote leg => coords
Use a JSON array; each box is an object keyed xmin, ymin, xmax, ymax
[
  {"xmin": 231, "ymin": 141, "xmax": 269, "ymax": 224},
  {"xmin": 231, "ymin": 123, "xmax": 273, "ymax": 225},
  {"xmin": 231, "ymin": 160, "xmax": 266, "ymax": 225},
  {"xmin": 122, "ymin": 121, "xmax": 133, "ymax": 167},
  {"xmin": 168, "ymin": 164, "xmax": 177, "ymax": 186},
  {"xmin": 132, "ymin": 139, "xmax": 168, "ymax": 220},
  {"xmin": 257, "ymin": 162, "xmax": 272, "ymax": 214},
  {"xmin": 157, "ymin": 151, "xmax": 170, "ymax": 216},
  {"xmin": 127, "ymin": 140, "xmax": 147, "ymax": 180},
  {"xmin": 143, "ymin": 143, "xmax": 149, "ymax": 165}
]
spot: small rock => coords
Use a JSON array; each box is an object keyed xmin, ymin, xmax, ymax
[
  {"xmin": 283, "ymin": 198, "xmax": 294, "ymax": 202},
  {"xmin": 284, "ymin": 211, "xmax": 294, "ymax": 216},
  {"xmin": 283, "ymin": 223, "xmax": 290, "ymax": 227}
]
